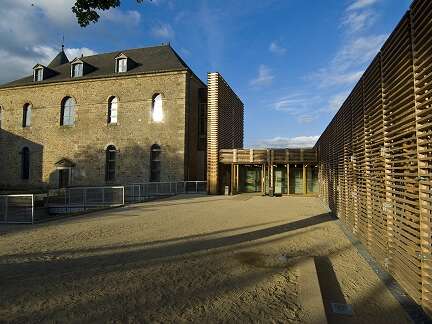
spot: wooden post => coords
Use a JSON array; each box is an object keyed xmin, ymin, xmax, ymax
[
  {"xmin": 270, "ymin": 150, "xmax": 274, "ymax": 192},
  {"xmin": 303, "ymin": 164, "xmax": 307, "ymax": 195},
  {"xmin": 230, "ymin": 164, "xmax": 235, "ymax": 195},
  {"xmin": 236, "ymin": 164, "xmax": 239, "ymax": 194},
  {"xmin": 287, "ymin": 163, "xmax": 290, "ymax": 195}
]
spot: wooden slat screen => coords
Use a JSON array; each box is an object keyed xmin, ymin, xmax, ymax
[{"xmin": 315, "ymin": 0, "xmax": 431, "ymax": 316}]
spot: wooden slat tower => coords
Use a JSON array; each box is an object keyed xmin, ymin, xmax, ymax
[
  {"xmin": 411, "ymin": 0, "xmax": 432, "ymax": 314},
  {"xmin": 315, "ymin": 0, "xmax": 432, "ymax": 316},
  {"xmin": 207, "ymin": 72, "xmax": 244, "ymax": 194}
]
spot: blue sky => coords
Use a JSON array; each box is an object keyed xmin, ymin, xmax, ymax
[{"xmin": 1, "ymin": 0, "xmax": 411, "ymax": 147}]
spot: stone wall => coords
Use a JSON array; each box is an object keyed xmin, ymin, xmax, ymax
[{"xmin": 0, "ymin": 71, "xmax": 199, "ymax": 190}]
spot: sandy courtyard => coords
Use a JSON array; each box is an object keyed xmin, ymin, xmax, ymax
[{"xmin": 0, "ymin": 195, "xmax": 411, "ymax": 323}]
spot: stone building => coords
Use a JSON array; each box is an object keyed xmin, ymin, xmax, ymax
[{"xmin": 0, "ymin": 44, "xmax": 235, "ymax": 191}]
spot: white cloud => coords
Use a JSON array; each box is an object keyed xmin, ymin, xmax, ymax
[
  {"xmin": 66, "ymin": 47, "xmax": 98, "ymax": 59},
  {"xmin": 103, "ymin": 9, "xmax": 141, "ymax": 26},
  {"xmin": 342, "ymin": 10, "xmax": 377, "ymax": 33},
  {"xmin": 250, "ymin": 65, "xmax": 274, "ymax": 87},
  {"xmin": 31, "ymin": 0, "xmax": 76, "ymax": 25},
  {"xmin": 269, "ymin": 41, "xmax": 287, "ymax": 55},
  {"xmin": 311, "ymin": 34, "xmax": 387, "ymax": 87},
  {"xmin": 318, "ymin": 91, "xmax": 350, "ymax": 113},
  {"xmin": 273, "ymin": 93, "xmax": 320, "ymax": 112},
  {"xmin": 297, "ymin": 115, "xmax": 316, "ymax": 124},
  {"xmin": 347, "ymin": 0, "xmax": 379, "ymax": 11},
  {"xmin": 253, "ymin": 136, "xmax": 319, "ymax": 148},
  {"xmin": 151, "ymin": 23, "xmax": 175, "ymax": 39}
]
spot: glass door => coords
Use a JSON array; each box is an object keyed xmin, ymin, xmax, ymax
[{"xmin": 289, "ymin": 166, "xmax": 304, "ymax": 194}]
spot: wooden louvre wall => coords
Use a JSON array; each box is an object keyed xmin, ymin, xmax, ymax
[
  {"xmin": 207, "ymin": 72, "xmax": 244, "ymax": 194},
  {"xmin": 315, "ymin": 0, "xmax": 432, "ymax": 316}
]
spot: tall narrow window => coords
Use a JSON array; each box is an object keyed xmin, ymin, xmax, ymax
[
  {"xmin": 72, "ymin": 63, "xmax": 83, "ymax": 77},
  {"xmin": 152, "ymin": 94, "xmax": 163, "ymax": 122},
  {"xmin": 21, "ymin": 147, "xmax": 30, "ymax": 180},
  {"xmin": 108, "ymin": 96, "xmax": 118, "ymax": 124},
  {"xmin": 105, "ymin": 145, "xmax": 116, "ymax": 181},
  {"xmin": 61, "ymin": 97, "xmax": 75, "ymax": 126},
  {"xmin": 150, "ymin": 144, "xmax": 161, "ymax": 182},
  {"xmin": 22, "ymin": 103, "xmax": 32, "ymax": 127},
  {"xmin": 0, "ymin": 106, "xmax": 3, "ymax": 129},
  {"xmin": 117, "ymin": 59, "xmax": 127, "ymax": 73}
]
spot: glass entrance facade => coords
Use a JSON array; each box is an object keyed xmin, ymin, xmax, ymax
[
  {"xmin": 239, "ymin": 166, "xmax": 262, "ymax": 193},
  {"xmin": 289, "ymin": 166, "xmax": 304, "ymax": 194}
]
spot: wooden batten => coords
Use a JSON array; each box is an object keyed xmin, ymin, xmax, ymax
[{"xmin": 314, "ymin": 0, "xmax": 432, "ymax": 316}]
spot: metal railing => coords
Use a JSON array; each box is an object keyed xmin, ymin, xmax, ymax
[
  {"xmin": 0, "ymin": 194, "xmax": 35, "ymax": 224},
  {"xmin": 2, "ymin": 182, "xmax": 206, "ymax": 220},
  {"xmin": 125, "ymin": 181, "xmax": 207, "ymax": 203},
  {"xmin": 47, "ymin": 186, "xmax": 125, "ymax": 214}
]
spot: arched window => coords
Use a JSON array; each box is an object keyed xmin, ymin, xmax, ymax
[
  {"xmin": 150, "ymin": 144, "xmax": 161, "ymax": 182},
  {"xmin": 108, "ymin": 96, "xmax": 118, "ymax": 124},
  {"xmin": 21, "ymin": 147, "xmax": 30, "ymax": 180},
  {"xmin": 22, "ymin": 103, "xmax": 32, "ymax": 127},
  {"xmin": 61, "ymin": 97, "xmax": 75, "ymax": 126},
  {"xmin": 105, "ymin": 145, "xmax": 116, "ymax": 181},
  {"xmin": 151, "ymin": 94, "xmax": 163, "ymax": 122}
]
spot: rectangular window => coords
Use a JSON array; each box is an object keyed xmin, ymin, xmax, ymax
[
  {"xmin": 35, "ymin": 69, "xmax": 43, "ymax": 81},
  {"xmin": 63, "ymin": 106, "xmax": 74, "ymax": 126},
  {"xmin": 72, "ymin": 63, "xmax": 83, "ymax": 77},
  {"xmin": 106, "ymin": 150, "xmax": 116, "ymax": 181},
  {"xmin": 198, "ymin": 103, "xmax": 207, "ymax": 151},
  {"xmin": 117, "ymin": 59, "xmax": 127, "ymax": 73},
  {"xmin": 59, "ymin": 169, "xmax": 70, "ymax": 188},
  {"xmin": 23, "ymin": 106, "xmax": 32, "ymax": 127}
]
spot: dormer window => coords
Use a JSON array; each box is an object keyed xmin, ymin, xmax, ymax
[
  {"xmin": 33, "ymin": 64, "xmax": 45, "ymax": 82},
  {"xmin": 72, "ymin": 63, "xmax": 83, "ymax": 77},
  {"xmin": 117, "ymin": 58, "xmax": 127, "ymax": 73},
  {"xmin": 115, "ymin": 53, "xmax": 132, "ymax": 73},
  {"xmin": 34, "ymin": 68, "xmax": 43, "ymax": 81}
]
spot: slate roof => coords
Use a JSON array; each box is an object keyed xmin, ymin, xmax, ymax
[
  {"xmin": 48, "ymin": 49, "xmax": 69, "ymax": 68},
  {"xmin": 1, "ymin": 44, "xmax": 202, "ymax": 88}
]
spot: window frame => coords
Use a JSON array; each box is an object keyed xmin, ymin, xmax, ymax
[
  {"xmin": 150, "ymin": 144, "xmax": 161, "ymax": 182},
  {"xmin": 151, "ymin": 93, "xmax": 164, "ymax": 123},
  {"xmin": 117, "ymin": 58, "xmax": 127, "ymax": 73},
  {"xmin": 60, "ymin": 97, "xmax": 75, "ymax": 126},
  {"xmin": 22, "ymin": 103, "xmax": 32, "ymax": 128},
  {"xmin": 107, "ymin": 96, "xmax": 118, "ymax": 124},
  {"xmin": 34, "ymin": 68, "xmax": 43, "ymax": 82},
  {"xmin": 105, "ymin": 145, "xmax": 117, "ymax": 182},
  {"xmin": 71, "ymin": 63, "xmax": 83, "ymax": 78}
]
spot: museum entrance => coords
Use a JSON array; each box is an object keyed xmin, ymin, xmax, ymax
[{"xmin": 239, "ymin": 165, "xmax": 262, "ymax": 193}]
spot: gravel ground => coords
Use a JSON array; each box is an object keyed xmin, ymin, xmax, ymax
[{"xmin": 0, "ymin": 195, "xmax": 411, "ymax": 323}]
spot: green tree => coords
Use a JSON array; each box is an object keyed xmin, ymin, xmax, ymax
[{"xmin": 72, "ymin": 0, "xmax": 148, "ymax": 27}]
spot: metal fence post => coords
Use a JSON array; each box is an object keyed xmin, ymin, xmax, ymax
[
  {"xmin": 31, "ymin": 195, "xmax": 34, "ymax": 224},
  {"xmin": 84, "ymin": 189, "xmax": 87, "ymax": 212},
  {"xmin": 122, "ymin": 187, "xmax": 125, "ymax": 206},
  {"xmin": 5, "ymin": 196, "xmax": 8, "ymax": 223}
]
